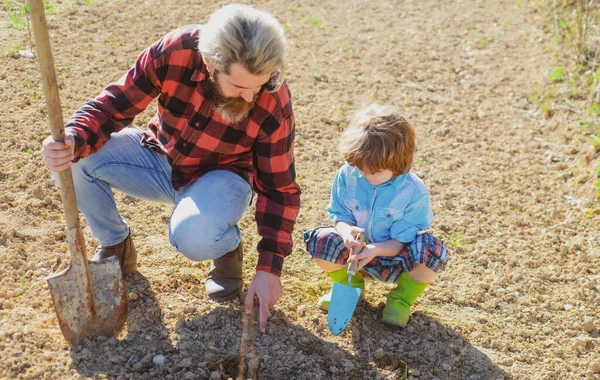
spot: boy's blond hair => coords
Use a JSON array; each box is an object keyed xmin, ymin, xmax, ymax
[{"xmin": 340, "ymin": 104, "xmax": 415, "ymax": 176}]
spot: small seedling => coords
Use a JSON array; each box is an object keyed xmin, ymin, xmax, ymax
[
  {"xmin": 309, "ymin": 17, "xmax": 323, "ymax": 28},
  {"xmin": 4, "ymin": 42, "xmax": 21, "ymax": 57},
  {"xmin": 550, "ymin": 67, "xmax": 565, "ymax": 81},
  {"xmin": 9, "ymin": 12, "xmax": 27, "ymax": 29},
  {"xmin": 450, "ymin": 233, "xmax": 464, "ymax": 247}
]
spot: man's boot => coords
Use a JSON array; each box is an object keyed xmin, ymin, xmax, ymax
[
  {"xmin": 205, "ymin": 242, "xmax": 243, "ymax": 301},
  {"xmin": 91, "ymin": 231, "xmax": 137, "ymax": 275}
]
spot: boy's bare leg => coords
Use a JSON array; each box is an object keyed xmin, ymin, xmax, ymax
[
  {"xmin": 313, "ymin": 258, "xmax": 346, "ymax": 273},
  {"xmin": 407, "ymin": 263, "xmax": 437, "ymax": 284}
]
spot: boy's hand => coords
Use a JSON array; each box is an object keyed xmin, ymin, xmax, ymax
[
  {"xmin": 342, "ymin": 226, "xmax": 365, "ymax": 251},
  {"xmin": 349, "ymin": 244, "xmax": 377, "ymax": 271}
]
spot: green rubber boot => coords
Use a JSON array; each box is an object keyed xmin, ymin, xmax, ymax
[
  {"xmin": 317, "ymin": 267, "xmax": 364, "ymax": 311},
  {"xmin": 382, "ymin": 272, "xmax": 428, "ymax": 327}
]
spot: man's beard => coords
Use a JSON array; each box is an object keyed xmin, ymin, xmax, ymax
[{"xmin": 204, "ymin": 74, "xmax": 258, "ymax": 123}]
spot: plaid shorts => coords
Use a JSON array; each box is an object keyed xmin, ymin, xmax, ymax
[{"xmin": 303, "ymin": 227, "xmax": 449, "ymax": 284}]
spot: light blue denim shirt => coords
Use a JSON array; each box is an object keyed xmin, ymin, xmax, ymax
[{"xmin": 327, "ymin": 163, "xmax": 433, "ymax": 244}]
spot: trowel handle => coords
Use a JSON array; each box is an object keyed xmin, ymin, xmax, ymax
[
  {"xmin": 347, "ymin": 233, "xmax": 365, "ymax": 276},
  {"xmin": 348, "ymin": 260, "xmax": 358, "ymax": 277}
]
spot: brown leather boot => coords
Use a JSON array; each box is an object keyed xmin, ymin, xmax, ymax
[
  {"xmin": 205, "ymin": 242, "xmax": 243, "ymax": 301},
  {"xmin": 91, "ymin": 231, "xmax": 137, "ymax": 275}
]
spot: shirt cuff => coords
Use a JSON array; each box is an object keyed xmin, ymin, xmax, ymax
[
  {"xmin": 394, "ymin": 227, "xmax": 419, "ymax": 244},
  {"xmin": 256, "ymin": 250, "xmax": 285, "ymax": 277},
  {"xmin": 329, "ymin": 213, "xmax": 355, "ymax": 225},
  {"xmin": 65, "ymin": 127, "xmax": 86, "ymax": 161}
]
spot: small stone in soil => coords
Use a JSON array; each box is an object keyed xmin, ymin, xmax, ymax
[
  {"xmin": 582, "ymin": 319, "xmax": 595, "ymax": 333},
  {"xmin": 152, "ymin": 354, "xmax": 165, "ymax": 366},
  {"xmin": 177, "ymin": 357, "xmax": 192, "ymax": 368},
  {"xmin": 342, "ymin": 359, "xmax": 354, "ymax": 372},
  {"xmin": 19, "ymin": 50, "xmax": 35, "ymax": 59}
]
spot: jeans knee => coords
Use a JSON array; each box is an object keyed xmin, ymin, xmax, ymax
[{"xmin": 169, "ymin": 219, "xmax": 234, "ymax": 261}]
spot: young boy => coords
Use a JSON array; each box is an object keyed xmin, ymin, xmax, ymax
[{"xmin": 304, "ymin": 104, "xmax": 448, "ymax": 327}]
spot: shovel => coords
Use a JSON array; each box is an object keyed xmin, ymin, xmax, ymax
[
  {"xmin": 28, "ymin": 0, "xmax": 128, "ymax": 345},
  {"xmin": 328, "ymin": 233, "xmax": 365, "ymax": 336}
]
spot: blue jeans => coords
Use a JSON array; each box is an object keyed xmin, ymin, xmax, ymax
[{"xmin": 61, "ymin": 128, "xmax": 253, "ymax": 261}]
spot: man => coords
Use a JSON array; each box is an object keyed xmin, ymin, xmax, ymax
[{"xmin": 42, "ymin": 4, "xmax": 300, "ymax": 333}]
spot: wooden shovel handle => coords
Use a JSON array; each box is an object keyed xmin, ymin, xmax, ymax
[{"xmin": 29, "ymin": 0, "xmax": 81, "ymax": 231}]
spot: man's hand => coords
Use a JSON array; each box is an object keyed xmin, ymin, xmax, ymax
[
  {"xmin": 42, "ymin": 133, "xmax": 75, "ymax": 172},
  {"xmin": 245, "ymin": 270, "xmax": 282, "ymax": 333}
]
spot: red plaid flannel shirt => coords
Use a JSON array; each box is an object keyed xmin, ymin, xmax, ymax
[{"xmin": 65, "ymin": 25, "xmax": 301, "ymax": 276}]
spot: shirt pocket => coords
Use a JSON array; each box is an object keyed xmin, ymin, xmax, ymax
[
  {"xmin": 374, "ymin": 207, "xmax": 404, "ymax": 232},
  {"xmin": 158, "ymin": 100, "xmax": 191, "ymax": 135},
  {"xmin": 344, "ymin": 198, "xmax": 369, "ymax": 227}
]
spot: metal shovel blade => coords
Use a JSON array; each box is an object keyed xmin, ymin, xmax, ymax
[
  {"xmin": 328, "ymin": 282, "xmax": 362, "ymax": 336},
  {"xmin": 30, "ymin": 0, "xmax": 128, "ymax": 345},
  {"xmin": 47, "ymin": 228, "xmax": 128, "ymax": 345}
]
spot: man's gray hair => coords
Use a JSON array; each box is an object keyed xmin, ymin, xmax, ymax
[{"xmin": 199, "ymin": 4, "xmax": 287, "ymax": 92}]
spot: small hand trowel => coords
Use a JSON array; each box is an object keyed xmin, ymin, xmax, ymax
[{"xmin": 328, "ymin": 233, "xmax": 365, "ymax": 336}]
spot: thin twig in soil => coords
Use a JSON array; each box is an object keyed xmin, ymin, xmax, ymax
[
  {"xmin": 249, "ymin": 313, "xmax": 257, "ymax": 379},
  {"xmin": 238, "ymin": 311, "xmax": 248, "ymax": 380},
  {"xmin": 552, "ymin": 101, "xmax": 583, "ymax": 114},
  {"xmin": 26, "ymin": 12, "xmax": 34, "ymax": 53},
  {"xmin": 238, "ymin": 310, "xmax": 257, "ymax": 380}
]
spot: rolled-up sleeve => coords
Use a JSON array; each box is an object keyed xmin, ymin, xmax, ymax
[{"xmin": 327, "ymin": 168, "xmax": 355, "ymax": 225}]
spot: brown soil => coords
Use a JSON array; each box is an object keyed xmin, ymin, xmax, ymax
[{"xmin": 1, "ymin": 0, "xmax": 599, "ymax": 379}]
